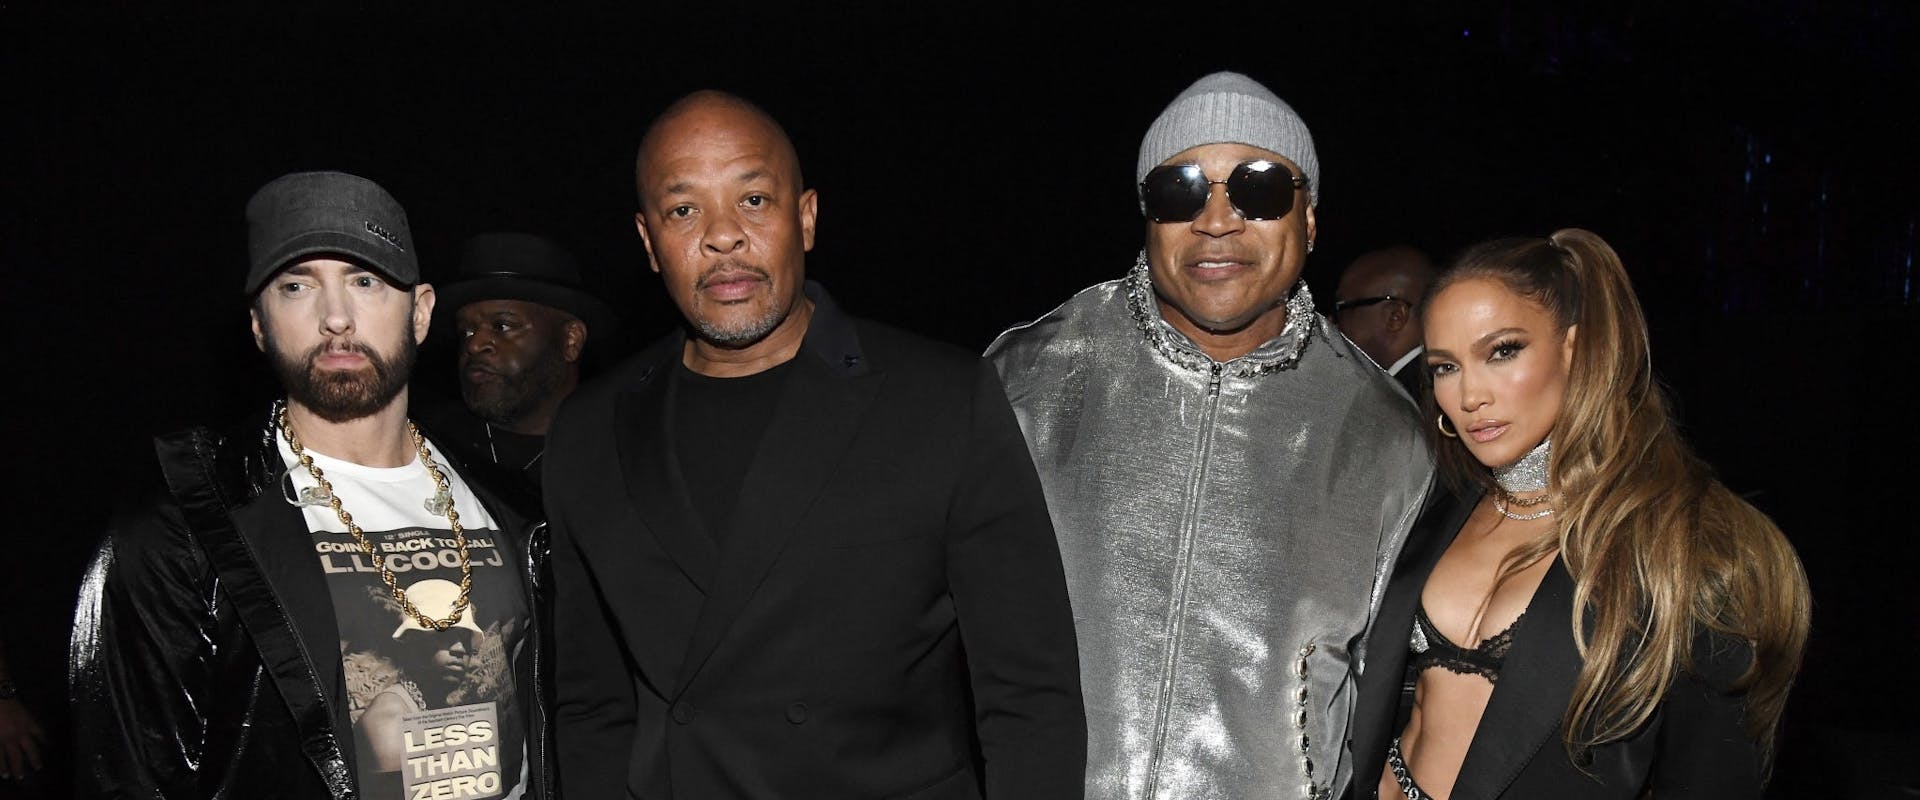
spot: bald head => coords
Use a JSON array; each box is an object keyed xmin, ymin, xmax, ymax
[
  {"xmin": 1334, "ymin": 245, "xmax": 1437, "ymax": 369},
  {"xmin": 629, "ymin": 89, "xmax": 820, "ymax": 372},
  {"xmin": 634, "ymin": 91, "xmax": 804, "ymax": 210}
]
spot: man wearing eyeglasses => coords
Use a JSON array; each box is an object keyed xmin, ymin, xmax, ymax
[
  {"xmin": 1334, "ymin": 245, "xmax": 1438, "ymax": 402},
  {"xmin": 986, "ymin": 71, "xmax": 1434, "ymax": 800}
]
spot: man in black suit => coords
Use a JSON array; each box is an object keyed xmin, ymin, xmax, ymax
[
  {"xmin": 543, "ymin": 91, "xmax": 1086, "ymax": 799},
  {"xmin": 1333, "ymin": 245, "xmax": 1437, "ymax": 403}
]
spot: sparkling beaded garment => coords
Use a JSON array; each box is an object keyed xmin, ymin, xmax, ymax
[{"xmin": 986, "ymin": 253, "xmax": 1435, "ymax": 799}]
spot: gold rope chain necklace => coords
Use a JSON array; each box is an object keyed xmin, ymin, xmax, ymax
[{"xmin": 277, "ymin": 402, "xmax": 474, "ymax": 631}]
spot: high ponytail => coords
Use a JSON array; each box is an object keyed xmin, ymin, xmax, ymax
[{"xmin": 1422, "ymin": 229, "xmax": 1810, "ymax": 758}]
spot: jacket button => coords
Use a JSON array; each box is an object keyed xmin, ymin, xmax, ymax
[
  {"xmin": 671, "ymin": 702, "xmax": 693, "ymax": 725},
  {"xmin": 785, "ymin": 702, "xmax": 809, "ymax": 724}
]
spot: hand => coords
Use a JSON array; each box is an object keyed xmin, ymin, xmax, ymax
[{"xmin": 0, "ymin": 698, "xmax": 45, "ymax": 780}]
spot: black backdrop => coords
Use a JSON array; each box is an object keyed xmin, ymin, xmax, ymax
[{"xmin": 5, "ymin": 5, "xmax": 1916, "ymax": 797}]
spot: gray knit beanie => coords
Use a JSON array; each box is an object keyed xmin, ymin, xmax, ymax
[{"xmin": 1136, "ymin": 71, "xmax": 1319, "ymax": 207}]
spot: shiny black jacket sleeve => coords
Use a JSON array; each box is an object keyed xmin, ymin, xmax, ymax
[{"xmin": 70, "ymin": 504, "xmax": 221, "ymax": 798}]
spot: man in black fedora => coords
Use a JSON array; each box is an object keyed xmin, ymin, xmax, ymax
[{"xmin": 427, "ymin": 231, "xmax": 617, "ymax": 519}]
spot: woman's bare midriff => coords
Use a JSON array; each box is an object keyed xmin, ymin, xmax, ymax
[{"xmin": 1379, "ymin": 497, "xmax": 1556, "ymax": 799}]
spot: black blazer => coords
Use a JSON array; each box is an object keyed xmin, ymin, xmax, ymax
[
  {"xmin": 544, "ymin": 284, "xmax": 1086, "ymax": 799},
  {"xmin": 1390, "ymin": 354, "xmax": 1427, "ymax": 407},
  {"xmin": 1350, "ymin": 490, "xmax": 1765, "ymax": 799}
]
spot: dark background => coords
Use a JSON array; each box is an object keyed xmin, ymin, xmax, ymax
[{"xmin": 5, "ymin": 4, "xmax": 1915, "ymax": 797}]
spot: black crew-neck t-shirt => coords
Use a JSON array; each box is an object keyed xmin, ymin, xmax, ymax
[{"xmin": 673, "ymin": 359, "xmax": 796, "ymax": 546}]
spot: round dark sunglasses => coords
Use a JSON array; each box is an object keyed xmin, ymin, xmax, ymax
[{"xmin": 1138, "ymin": 160, "xmax": 1309, "ymax": 223}]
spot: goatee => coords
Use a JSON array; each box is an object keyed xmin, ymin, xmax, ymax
[
  {"xmin": 691, "ymin": 262, "xmax": 787, "ymax": 346},
  {"xmin": 268, "ymin": 333, "xmax": 415, "ymax": 423}
]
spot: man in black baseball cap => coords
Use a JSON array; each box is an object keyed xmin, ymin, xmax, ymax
[
  {"xmin": 243, "ymin": 170, "xmax": 421, "ymax": 294},
  {"xmin": 427, "ymin": 231, "xmax": 616, "ymax": 518},
  {"xmin": 72, "ymin": 170, "xmax": 549, "ymax": 800}
]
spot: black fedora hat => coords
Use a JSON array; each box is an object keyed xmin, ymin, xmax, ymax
[{"xmin": 437, "ymin": 232, "xmax": 618, "ymax": 338}]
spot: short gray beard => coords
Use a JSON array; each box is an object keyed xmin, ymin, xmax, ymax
[
  {"xmin": 688, "ymin": 261, "xmax": 791, "ymax": 347},
  {"xmin": 693, "ymin": 301, "xmax": 788, "ymax": 347}
]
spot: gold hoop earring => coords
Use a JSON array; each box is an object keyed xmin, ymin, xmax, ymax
[{"xmin": 1436, "ymin": 414, "xmax": 1458, "ymax": 438}]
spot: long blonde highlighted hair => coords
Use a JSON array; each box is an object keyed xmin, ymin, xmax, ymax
[{"xmin": 1425, "ymin": 228, "xmax": 1810, "ymax": 758}]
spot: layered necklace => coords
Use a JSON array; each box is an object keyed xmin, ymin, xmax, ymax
[
  {"xmin": 277, "ymin": 402, "xmax": 474, "ymax": 630},
  {"xmin": 1492, "ymin": 438, "xmax": 1555, "ymax": 521}
]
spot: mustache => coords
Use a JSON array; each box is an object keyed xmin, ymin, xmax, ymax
[
  {"xmin": 695, "ymin": 261, "xmax": 771, "ymax": 289},
  {"xmin": 303, "ymin": 339, "xmax": 379, "ymax": 365}
]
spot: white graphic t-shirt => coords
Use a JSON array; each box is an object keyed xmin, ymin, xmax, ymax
[{"xmin": 277, "ymin": 434, "xmax": 530, "ymax": 800}]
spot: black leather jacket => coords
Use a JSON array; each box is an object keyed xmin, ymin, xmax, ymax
[{"xmin": 69, "ymin": 407, "xmax": 551, "ymax": 799}]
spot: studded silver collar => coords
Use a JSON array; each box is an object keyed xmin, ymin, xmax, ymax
[
  {"xmin": 1122, "ymin": 250, "xmax": 1319, "ymax": 378},
  {"xmin": 1493, "ymin": 438, "xmax": 1552, "ymax": 493}
]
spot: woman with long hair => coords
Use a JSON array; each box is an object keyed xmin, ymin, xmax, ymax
[{"xmin": 1349, "ymin": 229, "xmax": 1810, "ymax": 798}]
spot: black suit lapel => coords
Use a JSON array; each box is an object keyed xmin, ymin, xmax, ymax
[
  {"xmin": 1352, "ymin": 490, "xmax": 1477, "ymax": 795},
  {"xmin": 672, "ymin": 284, "xmax": 883, "ymax": 696},
  {"xmin": 229, "ymin": 489, "xmax": 350, "ymax": 729},
  {"xmin": 1453, "ymin": 558, "xmax": 1583, "ymax": 800},
  {"xmin": 616, "ymin": 353, "xmax": 721, "ymax": 594},
  {"xmin": 1393, "ymin": 359, "xmax": 1427, "ymax": 406},
  {"xmin": 155, "ymin": 428, "xmax": 355, "ymax": 782}
]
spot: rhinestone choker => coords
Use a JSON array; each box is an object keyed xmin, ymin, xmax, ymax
[{"xmin": 1493, "ymin": 438, "xmax": 1551, "ymax": 494}]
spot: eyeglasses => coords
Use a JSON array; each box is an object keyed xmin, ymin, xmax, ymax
[
  {"xmin": 1138, "ymin": 160, "xmax": 1309, "ymax": 223},
  {"xmin": 1332, "ymin": 295, "xmax": 1410, "ymax": 315}
]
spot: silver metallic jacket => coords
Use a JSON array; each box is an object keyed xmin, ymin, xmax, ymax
[{"xmin": 986, "ymin": 255, "xmax": 1434, "ymax": 800}]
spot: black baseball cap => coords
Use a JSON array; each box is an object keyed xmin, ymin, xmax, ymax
[{"xmin": 244, "ymin": 171, "xmax": 418, "ymax": 294}]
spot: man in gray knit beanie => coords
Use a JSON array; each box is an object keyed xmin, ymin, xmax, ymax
[
  {"xmin": 1136, "ymin": 70, "xmax": 1321, "ymax": 208},
  {"xmin": 986, "ymin": 71, "xmax": 1433, "ymax": 799}
]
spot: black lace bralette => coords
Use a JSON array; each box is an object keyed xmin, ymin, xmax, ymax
[{"xmin": 1408, "ymin": 605, "xmax": 1524, "ymax": 683}]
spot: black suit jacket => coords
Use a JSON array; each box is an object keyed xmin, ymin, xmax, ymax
[
  {"xmin": 1350, "ymin": 490, "xmax": 1764, "ymax": 799},
  {"xmin": 1389, "ymin": 352, "xmax": 1426, "ymax": 407},
  {"xmin": 544, "ymin": 284, "xmax": 1086, "ymax": 799}
]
